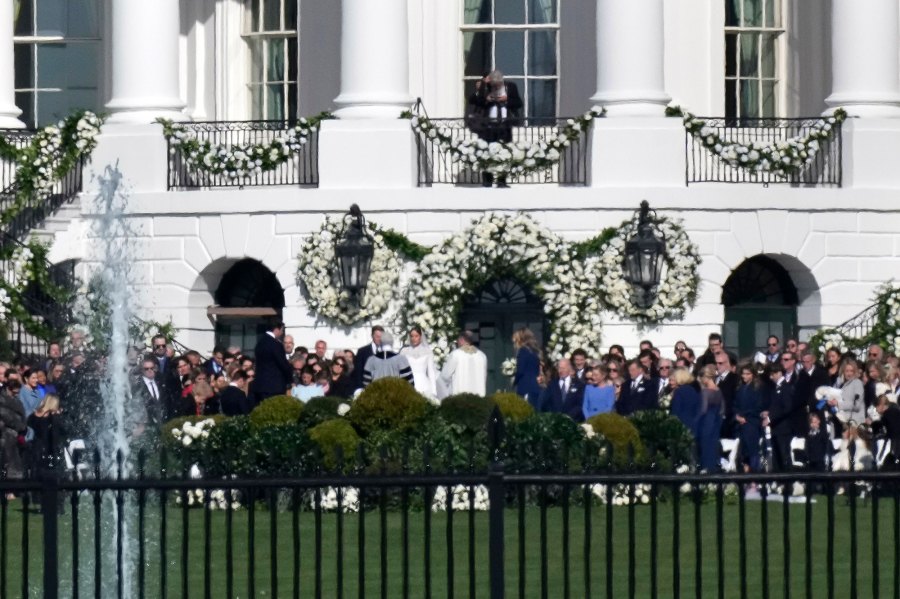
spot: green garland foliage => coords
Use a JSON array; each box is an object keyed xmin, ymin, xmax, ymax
[
  {"xmin": 571, "ymin": 227, "xmax": 618, "ymax": 260},
  {"xmin": 374, "ymin": 226, "xmax": 431, "ymax": 261}
]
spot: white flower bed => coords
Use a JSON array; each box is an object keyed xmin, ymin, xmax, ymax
[
  {"xmin": 313, "ymin": 486, "xmax": 360, "ymax": 513},
  {"xmin": 431, "ymin": 485, "xmax": 490, "ymax": 512},
  {"xmin": 402, "ymin": 212, "xmax": 604, "ymax": 363},
  {"xmin": 591, "ymin": 213, "xmax": 701, "ymax": 325},
  {"xmin": 682, "ymin": 108, "xmax": 846, "ymax": 176},
  {"xmin": 296, "ymin": 216, "xmax": 401, "ymax": 326},
  {"xmin": 410, "ymin": 109, "xmax": 603, "ymax": 177},
  {"xmin": 171, "ymin": 418, "xmax": 216, "ymax": 447}
]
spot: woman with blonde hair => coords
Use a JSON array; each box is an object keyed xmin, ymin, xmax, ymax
[
  {"xmin": 697, "ymin": 365, "xmax": 725, "ymax": 472},
  {"xmin": 27, "ymin": 393, "xmax": 64, "ymax": 469},
  {"xmin": 830, "ymin": 360, "xmax": 865, "ymax": 430},
  {"xmin": 512, "ymin": 327, "xmax": 542, "ymax": 408},
  {"xmin": 670, "ymin": 367, "xmax": 702, "ymax": 438}
]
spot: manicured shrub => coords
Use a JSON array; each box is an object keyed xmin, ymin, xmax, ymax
[
  {"xmin": 243, "ymin": 424, "xmax": 314, "ymax": 476},
  {"xmin": 629, "ymin": 410, "xmax": 694, "ymax": 471},
  {"xmin": 439, "ymin": 393, "xmax": 495, "ymax": 433},
  {"xmin": 503, "ymin": 412, "xmax": 592, "ymax": 473},
  {"xmin": 488, "ymin": 392, "xmax": 534, "ymax": 423},
  {"xmin": 586, "ymin": 412, "xmax": 645, "ymax": 468},
  {"xmin": 299, "ymin": 396, "xmax": 347, "ymax": 429},
  {"xmin": 347, "ymin": 377, "xmax": 429, "ymax": 435},
  {"xmin": 309, "ymin": 418, "xmax": 361, "ymax": 471},
  {"xmin": 198, "ymin": 416, "xmax": 253, "ymax": 477},
  {"xmin": 250, "ymin": 395, "xmax": 303, "ymax": 430}
]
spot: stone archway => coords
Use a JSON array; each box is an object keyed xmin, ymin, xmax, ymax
[{"xmin": 212, "ymin": 258, "xmax": 285, "ymax": 354}]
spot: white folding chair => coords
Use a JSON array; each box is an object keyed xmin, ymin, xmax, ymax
[
  {"xmin": 790, "ymin": 437, "xmax": 807, "ymax": 469},
  {"xmin": 63, "ymin": 439, "xmax": 90, "ymax": 480},
  {"xmin": 720, "ymin": 438, "xmax": 740, "ymax": 472}
]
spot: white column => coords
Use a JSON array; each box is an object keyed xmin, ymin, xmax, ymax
[
  {"xmin": 825, "ymin": 0, "xmax": 900, "ymax": 117},
  {"xmin": 590, "ymin": 0, "xmax": 670, "ymax": 117},
  {"xmin": 105, "ymin": 0, "xmax": 185, "ymax": 123},
  {"xmin": 333, "ymin": 0, "xmax": 413, "ymax": 119},
  {"xmin": 0, "ymin": 1, "xmax": 23, "ymax": 128}
]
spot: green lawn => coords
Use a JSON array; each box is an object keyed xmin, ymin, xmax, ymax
[{"xmin": 1, "ymin": 489, "xmax": 898, "ymax": 598}]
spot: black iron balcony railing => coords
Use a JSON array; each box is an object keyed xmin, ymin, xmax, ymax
[
  {"xmin": 166, "ymin": 120, "xmax": 319, "ymax": 190},
  {"xmin": 686, "ymin": 117, "xmax": 842, "ymax": 186},
  {"xmin": 415, "ymin": 117, "xmax": 589, "ymax": 186},
  {"xmin": 0, "ymin": 129, "xmax": 84, "ymax": 245}
]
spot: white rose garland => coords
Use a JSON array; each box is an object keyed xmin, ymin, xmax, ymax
[
  {"xmin": 402, "ymin": 212, "xmax": 604, "ymax": 364},
  {"xmin": 680, "ymin": 108, "xmax": 847, "ymax": 176},
  {"xmin": 296, "ymin": 216, "xmax": 401, "ymax": 326},
  {"xmin": 409, "ymin": 108, "xmax": 603, "ymax": 177},
  {"xmin": 592, "ymin": 213, "xmax": 701, "ymax": 325}
]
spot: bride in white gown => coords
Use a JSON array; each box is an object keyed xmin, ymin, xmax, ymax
[{"xmin": 400, "ymin": 326, "xmax": 438, "ymax": 400}]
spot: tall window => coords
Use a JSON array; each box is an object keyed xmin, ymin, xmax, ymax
[
  {"xmin": 725, "ymin": 0, "xmax": 783, "ymax": 119},
  {"xmin": 244, "ymin": 0, "xmax": 298, "ymax": 120},
  {"xmin": 462, "ymin": 0, "xmax": 559, "ymax": 121},
  {"xmin": 13, "ymin": 0, "xmax": 102, "ymax": 128}
]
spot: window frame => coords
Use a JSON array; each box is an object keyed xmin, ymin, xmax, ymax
[
  {"xmin": 242, "ymin": 0, "xmax": 299, "ymax": 121},
  {"xmin": 460, "ymin": 0, "xmax": 561, "ymax": 120},
  {"xmin": 724, "ymin": 0, "xmax": 786, "ymax": 119}
]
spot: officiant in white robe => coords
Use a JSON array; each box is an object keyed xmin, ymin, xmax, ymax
[{"xmin": 440, "ymin": 331, "xmax": 488, "ymax": 398}]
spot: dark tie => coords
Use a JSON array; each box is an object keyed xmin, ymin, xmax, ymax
[{"xmin": 149, "ymin": 381, "xmax": 158, "ymax": 400}]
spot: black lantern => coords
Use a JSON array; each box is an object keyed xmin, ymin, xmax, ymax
[
  {"xmin": 335, "ymin": 204, "xmax": 374, "ymax": 296},
  {"xmin": 623, "ymin": 200, "xmax": 667, "ymax": 309}
]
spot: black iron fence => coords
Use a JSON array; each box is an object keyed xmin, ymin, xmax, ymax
[
  {"xmin": 0, "ymin": 129, "xmax": 84, "ymax": 244},
  {"xmin": 166, "ymin": 121, "xmax": 319, "ymax": 190},
  {"xmin": 415, "ymin": 118, "xmax": 589, "ymax": 186},
  {"xmin": 686, "ymin": 117, "xmax": 843, "ymax": 186},
  {"xmin": 3, "ymin": 440, "xmax": 900, "ymax": 598}
]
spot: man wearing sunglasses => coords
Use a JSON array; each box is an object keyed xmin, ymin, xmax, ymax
[{"xmin": 764, "ymin": 335, "xmax": 781, "ymax": 364}]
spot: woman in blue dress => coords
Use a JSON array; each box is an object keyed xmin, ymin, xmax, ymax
[
  {"xmin": 512, "ymin": 328, "xmax": 542, "ymax": 408},
  {"xmin": 697, "ymin": 365, "xmax": 725, "ymax": 472},
  {"xmin": 734, "ymin": 363, "xmax": 763, "ymax": 472},
  {"xmin": 670, "ymin": 367, "xmax": 702, "ymax": 439},
  {"xmin": 582, "ymin": 365, "xmax": 616, "ymax": 419}
]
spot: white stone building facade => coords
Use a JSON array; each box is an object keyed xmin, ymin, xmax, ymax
[{"xmin": 3, "ymin": 0, "xmax": 900, "ymax": 382}]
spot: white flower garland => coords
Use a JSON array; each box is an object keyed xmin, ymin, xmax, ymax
[
  {"xmin": 296, "ymin": 216, "xmax": 401, "ymax": 326},
  {"xmin": 402, "ymin": 212, "xmax": 604, "ymax": 363},
  {"xmin": 681, "ymin": 108, "xmax": 846, "ymax": 176},
  {"xmin": 410, "ymin": 108, "xmax": 603, "ymax": 177},
  {"xmin": 592, "ymin": 212, "xmax": 701, "ymax": 325},
  {"xmin": 160, "ymin": 115, "xmax": 326, "ymax": 179}
]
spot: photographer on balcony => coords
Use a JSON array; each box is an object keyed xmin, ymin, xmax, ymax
[{"xmin": 467, "ymin": 70, "xmax": 523, "ymax": 188}]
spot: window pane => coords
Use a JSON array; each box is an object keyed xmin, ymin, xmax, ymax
[
  {"xmin": 266, "ymin": 83, "xmax": 284, "ymax": 119},
  {"xmin": 14, "ymin": 43, "xmax": 32, "ymax": 89},
  {"xmin": 725, "ymin": 79, "xmax": 737, "ymax": 119},
  {"xmin": 249, "ymin": 0, "xmax": 260, "ymax": 32},
  {"xmin": 463, "ymin": 0, "xmax": 491, "ymax": 25},
  {"xmin": 528, "ymin": 30, "xmax": 556, "ymax": 76},
  {"xmin": 528, "ymin": 79, "xmax": 555, "ymax": 120},
  {"xmin": 36, "ymin": 43, "xmax": 66, "ymax": 89},
  {"xmin": 62, "ymin": 88, "xmax": 97, "ymax": 114},
  {"xmin": 740, "ymin": 79, "xmax": 759, "ymax": 118},
  {"xmin": 765, "ymin": 0, "xmax": 780, "ymax": 27},
  {"xmin": 263, "ymin": 0, "xmax": 280, "ymax": 31},
  {"xmin": 464, "ymin": 78, "xmax": 479, "ymax": 107},
  {"xmin": 528, "ymin": 0, "xmax": 557, "ymax": 24},
  {"xmin": 284, "ymin": 0, "xmax": 298, "ymax": 30},
  {"xmin": 743, "ymin": 0, "xmax": 763, "ymax": 27},
  {"xmin": 36, "ymin": 0, "xmax": 64, "ymax": 36},
  {"xmin": 249, "ymin": 39, "xmax": 264, "ymax": 84},
  {"xmin": 36, "ymin": 90, "xmax": 69, "ymax": 125},
  {"xmin": 725, "ymin": 0, "xmax": 740, "ymax": 26},
  {"xmin": 15, "ymin": 0, "xmax": 34, "ymax": 36},
  {"xmin": 463, "ymin": 31, "xmax": 492, "ymax": 77},
  {"xmin": 495, "ymin": 0, "xmax": 525, "ymax": 24},
  {"xmin": 760, "ymin": 34, "xmax": 776, "ymax": 78},
  {"xmin": 67, "ymin": 0, "xmax": 99, "ymax": 38},
  {"xmin": 288, "ymin": 83, "xmax": 297, "ymax": 120},
  {"xmin": 725, "ymin": 34, "xmax": 737, "ymax": 77},
  {"xmin": 15, "ymin": 91, "xmax": 34, "ymax": 127},
  {"xmin": 761, "ymin": 80, "xmax": 776, "ymax": 117},
  {"xmin": 495, "ymin": 30, "xmax": 524, "ymax": 76},
  {"xmin": 267, "ymin": 38, "xmax": 284, "ymax": 82},
  {"xmin": 739, "ymin": 33, "xmax": 758, "ymax": 78},
  {"xmin": 287, "ymin": 36, "xmax": 298, "ymax": 83},
  {"xmin": 250, "ymin": 85, "xmax": 264, "ymax": 119}
]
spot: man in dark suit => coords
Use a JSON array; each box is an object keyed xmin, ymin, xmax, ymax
[
  {"xmin": 203, "ymin": 346, "xmax": 226, "ymax": 377},
  {"xmin": 801, "ymin": 350, "xmax": 830, "ymax": 416},
  {"xmin": 252, "ymin": 319, "xmax": 293, "ymax": 406},
  {"xmin": 540, "ymin": 359, "xmax": 585, "ymax": 421},
  {"xmin": 762, "ymin": 362, "xmax": 800, "ymax": 472},
  {"xmin": 470, "ymin": 70, "xmax": 523, "ymax": 188},
  {"xmin": 132, "ymin": 357, "xmax": 169, "ymax": 427},
  {"xmin": 219, "ymin": 369, "xmax": 252, "ymax": 416},
  {"xmin": 780, "ymin": 351, "xmax": 811, "ymax": 437},
  {"xmin": 714, "ymin": 352, "xmax": 738, "ymax": 438},
  {"xmin": 353, "ymin": 325, "xmax": 384, "ymax": 390},
  {"xmin": 616, "ymin": 360, "xmax": 658, "ymax": 416}
]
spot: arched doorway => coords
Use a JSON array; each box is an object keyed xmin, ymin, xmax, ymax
[
  {"xmin": 722, "ymin": 256, "xmax": 799, "ymax": 359},
  {"xmin": 459, "ymin": 279, "xmax": 545, "ymax": 394},
  {"xmin": 213, "ymin": 259, "xmax": 285, "ymax": 354}
]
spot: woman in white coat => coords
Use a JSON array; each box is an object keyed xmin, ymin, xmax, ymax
[{"xmin": 829, "ymin": 360, "xmax": 866, "ymax": 428}]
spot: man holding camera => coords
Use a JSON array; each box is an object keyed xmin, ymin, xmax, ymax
[{"xmin": 467, "ymin": 70, "xmax": 523, "ymax": 188}]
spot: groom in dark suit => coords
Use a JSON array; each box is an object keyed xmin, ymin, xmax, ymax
[
  {"xmin": 352, "ymin": 325, "xmax": 384, "ymax": 390},
  {"xmin": 252, "ymin": 319, "xmax": 293, "ymax": 406}
]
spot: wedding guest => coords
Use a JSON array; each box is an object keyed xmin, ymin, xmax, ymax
[
  {"xmin": 670, "ymin": 368, "xmax": 702, "ymax": 439},
  {"xmin": 325, "ymin": 357, "xmax": 355, "ymax": 399},
  {"xmin": 18, "ymin": 369, "xmax": 42, "ymax": 419},
  {"xmin": 27, "ymin": 394, "xmax": 65, "ymax": 469},
  {"xmin": 292, "ymin": 367, "xmax": 326, "ymax": 402},
  {"xmin": 512, "ymin": 327, "xmax": 542, "ymax": 408},
  {"xmin": 440, "ymin": 331, "xmax": 487, "ymax": 397},
  {"xmin": 734, "ymin": 363, "xmax": 763, "ymax": 472},
  {"xmin": 582, "ymin": 366, "xmax": 616, "ymax": 419},
  {"xmin": 697, "ymin": 365, "xmax": 724, "ymax": 472}
]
